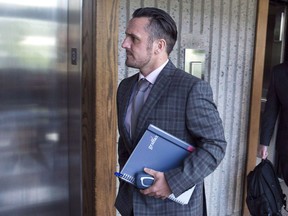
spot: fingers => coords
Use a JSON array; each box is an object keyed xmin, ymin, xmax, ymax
[
  {"xmin": 262, "ymin": 151, "xmax": 268, "ymax": 159},
  {"xmin": 140, "ymin": 168, "xmax": 172, "ymax": 199},
  {"xmin": 140, "ymin": 188, "xmax": 169, "ymax": 200},
  {"xmin": 257, "ymin": 145, "xmax": 268, "ymax": 159},
  {"xmin": 144, "ymin": 167, "xmax": 156, "ymax": 176}
]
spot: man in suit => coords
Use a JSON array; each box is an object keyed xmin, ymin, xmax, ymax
[
  {"xmin": 115, "ymin": 7, "xmax": 227, "ymax": 216},
  {"xmin": 258, "ymin": 62, "xmax": 288, "ymax": 186}
]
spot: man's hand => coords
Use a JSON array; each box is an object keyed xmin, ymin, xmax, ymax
[
  {"xmin": 257, "ymin": 144, "xmax": 268, "ymax": 159},
  {"xmin": 140, "ymin": 168, "xmax": 172, "ymax": 200}
]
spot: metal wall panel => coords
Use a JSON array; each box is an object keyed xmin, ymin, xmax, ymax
[
  {"xmin": 0, "ymin": 0, "xmax": 82, "ymax": 215},
  {"xmin": 117, "ymin": 0, "xmax": 257, "ymax": 215}
]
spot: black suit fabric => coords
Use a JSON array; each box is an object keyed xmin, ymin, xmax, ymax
[
  {"xmin": 260, "ymin": 62, "xmax": 288, "ymax": 155},
  {"xmin": 260, "ymin": 62, "xmax": 288, "ymax": 185}
]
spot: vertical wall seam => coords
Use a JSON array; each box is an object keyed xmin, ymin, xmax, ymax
[
  {"xmin": 231, "ymin": 0, "xmax": 244, "ymax": 213},
  {"xmin": 190, "ymin": 0, "xmax": 194, "ymax": 33},
  {"xmin": 200, "ymin": 0, "xmax": 205, "ymax": 34},
  {"xmin": 215, "ymin": 0, "xmax": 224, "ymax": 105},
  {"xmin": 226, "ymin": 0, "xmax": 242, "ymax": 212},
  {"xmin": 214, "ymin": 0, "xmax": 226, "ymax": 212},
  {"xmin": 177, "ymin": 0, "xmax": 183, "ymax": 67},
  {"xmin": 207, "ymin": 0, "xmax": 214, "ymax": 84},
  {"xmin": 124, "ymin": 0, "xmax": 131, "ymax": 78}
]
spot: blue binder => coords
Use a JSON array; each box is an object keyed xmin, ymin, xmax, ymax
[{"xmin": 115, "ymin": 124, "xmax": 196, "ymax": 205}]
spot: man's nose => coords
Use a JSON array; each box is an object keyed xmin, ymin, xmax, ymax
[{"xmin": 121, "ymin": 38, "xmax": 129, "ymax": 49}]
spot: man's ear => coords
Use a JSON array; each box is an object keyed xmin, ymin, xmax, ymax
[{"xmin": 154, "ymin": 39, "xmax": 166, "ymax": 54}]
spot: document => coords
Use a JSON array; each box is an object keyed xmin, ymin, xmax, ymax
[{"xmin": 115, "ymin": 124, "xmax": 196, "ymax": 205}]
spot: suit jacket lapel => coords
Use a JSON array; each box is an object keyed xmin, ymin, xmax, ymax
[{"xmin": 119, "ymin": 74, "xmax": 138, "ymax": 146}]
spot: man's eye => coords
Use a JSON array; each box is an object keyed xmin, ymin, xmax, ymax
[{"xmin": 131, "ymin": 36, "xmax": 139, "ymax": 43}]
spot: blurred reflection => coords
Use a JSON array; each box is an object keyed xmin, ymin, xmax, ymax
[
  {"xmin": 0, "ymin": 0, "xmax": 71, "ymax": 215},
  {"xmin": 0, "ymin": 0, "xmax": 57, "ymax": 8}
]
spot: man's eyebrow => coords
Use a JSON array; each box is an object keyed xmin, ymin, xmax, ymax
[{"xmin": 125, "ymin": 32, "xmax": 140, "ymax": 40}]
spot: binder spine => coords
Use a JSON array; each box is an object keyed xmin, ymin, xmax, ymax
[{"xmin": 121, "ymin": 173, "xmax": 135, "ymax": 184}]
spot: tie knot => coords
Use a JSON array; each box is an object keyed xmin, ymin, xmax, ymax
[{"xmin": 137, "ymin": 79, "xmax": 150, "ymax": 92}]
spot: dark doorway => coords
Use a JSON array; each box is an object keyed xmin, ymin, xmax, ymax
[
  {"xmin": 260, "ymin": 1, "xmax": 288, "ymax": 213},
  {"xmin": 261, "ymin": 0, "xmax": 288, "ymax": 165}
]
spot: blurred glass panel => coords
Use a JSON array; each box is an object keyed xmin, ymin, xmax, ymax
[{"xmin": 0, "ymin": 0, "xmax": 72, "ymax": 215}]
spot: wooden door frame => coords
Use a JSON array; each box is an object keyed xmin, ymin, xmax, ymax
[
  {"xmin": 82, "ymin": 0, "xmax": 119, "ymax": 215},
  {"xmin": 243, "ymin": 0, "xmax": 269, "ymax": 215}
]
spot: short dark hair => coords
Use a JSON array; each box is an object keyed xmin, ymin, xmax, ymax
[{"xmin": 132, "ymin": 7, "xmax": 178, "ymax": 55}]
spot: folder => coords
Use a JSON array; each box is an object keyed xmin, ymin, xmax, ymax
[{"xmin": 115, "ymin": 124, "xmax": 196, "ymax": 205}]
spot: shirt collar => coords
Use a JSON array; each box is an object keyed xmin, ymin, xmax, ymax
[{"xmin": 139, "ymin": 59, "xmax": 169, "ymax": 84}]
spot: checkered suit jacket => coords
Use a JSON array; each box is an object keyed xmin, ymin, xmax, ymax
[{"xmin": 115, "ymin": 61, "xmax": 226, "ymax": 216}]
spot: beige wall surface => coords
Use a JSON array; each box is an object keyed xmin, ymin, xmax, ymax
[{"xmin": 117, "ymin": 0, "xmax": 257, "ymax": 215}]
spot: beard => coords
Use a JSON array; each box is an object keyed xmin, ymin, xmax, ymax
[
  {"xmin": 125, "ymin": 54, "xmax": 152, "ymax": 69},
  {"xmin": 125, "ymin": 43, "xmax": 153, "ymax": 69}
]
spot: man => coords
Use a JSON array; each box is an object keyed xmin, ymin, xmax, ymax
[
  {"xmin": 115, "ymin": 7, "xmax": 226, "ymax": 216},
  {"xmin": 258, "ymin": 62, "xmax": 288, "ymax": 186}
]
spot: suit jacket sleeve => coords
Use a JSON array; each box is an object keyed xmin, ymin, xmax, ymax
[
  {"xmin": 116, "ymin": 79, "xmax": 132, "ymax": 170},
  {"xmin": 260, "ymin": 69, "xmax": 280, "ymax": 146},
  {"xmin": 165, "ymin": 80, "xmax": 226, "ymax": 197}
]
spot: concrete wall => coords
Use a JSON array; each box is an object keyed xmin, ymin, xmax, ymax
[{"xmin": 117, "ymin": 0, "xmax": 258, "ymax": 215}]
